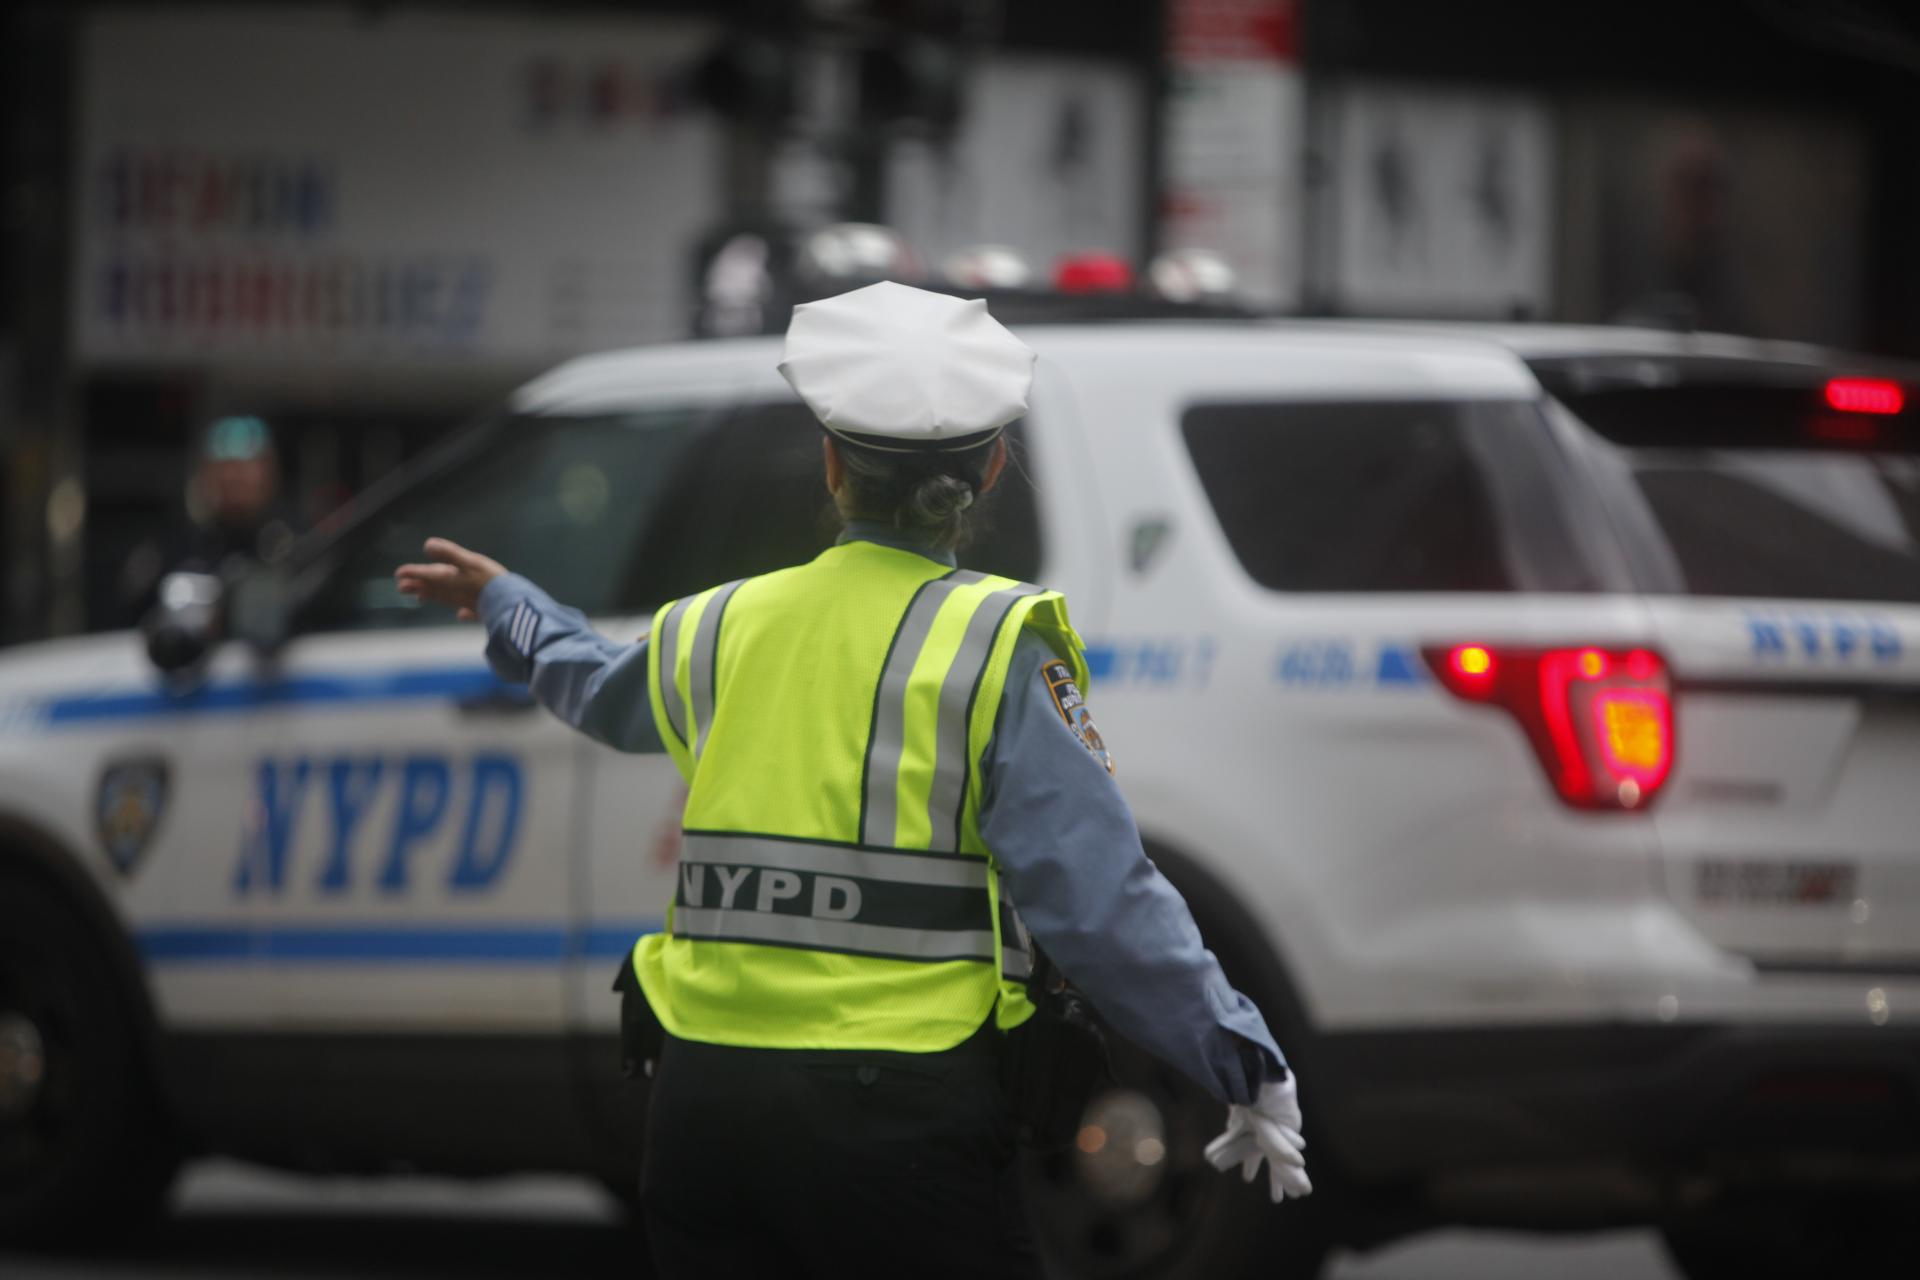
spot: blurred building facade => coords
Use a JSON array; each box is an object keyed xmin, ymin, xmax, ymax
[{"xmin": 3, "ymin": 0, "xmax": 1918, "ymax": 643}]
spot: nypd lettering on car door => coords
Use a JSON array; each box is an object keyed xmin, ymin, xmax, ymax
[{"xmin": 233, "ymin": 752, "xmax": 525, "ymax": 896}]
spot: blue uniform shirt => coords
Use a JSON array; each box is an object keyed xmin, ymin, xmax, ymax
[{"xmin": 477, "ymin": 524, "xmax": 1286, "ymax": 1104}]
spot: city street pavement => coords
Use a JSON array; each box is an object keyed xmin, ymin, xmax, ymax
[{"xmin": 0, "ymin": 1161, "xmax": 1683, "ymax": 1280}]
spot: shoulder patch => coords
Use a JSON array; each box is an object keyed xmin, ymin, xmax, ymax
[
  {"xmin": 506, "ymin": 599, "xmax": 539, "ymax": 657},
  {"xmin": 1042, "ymin": 661, "xmax": 1114, "ymax": 774}
]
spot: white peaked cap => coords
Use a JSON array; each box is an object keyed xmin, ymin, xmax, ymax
[{"xmin": 778, "ymin": 280, "xmax": 1036, "ymax": 452}]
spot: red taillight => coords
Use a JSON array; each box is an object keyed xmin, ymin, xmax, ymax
[
  {"xmin": 1449, "ymin": 644, "xmax": 1495, "ymax": 680},
  {"xmin": 1824, "ymin": 378, "xmax": 1904, "ymax": 415},
  {"xmin": 1594, "ymin": 691, "xmax": 1668, "ymax": 782},
  {"xmin": 1425, "ymin": 644, "xmax": 1674, "ymax": 811}
]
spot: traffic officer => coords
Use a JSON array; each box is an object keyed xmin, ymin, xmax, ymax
[
  {"xmin": 395, "ymin": 281, "xmax": 1309, "ymax": 1278},
  {"xmin": 121, "ymin": 414, "xmax": 301, "ymax": 624}
]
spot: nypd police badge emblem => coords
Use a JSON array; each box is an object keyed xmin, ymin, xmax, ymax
[
  {"xmin": 1042, "ymin": 661, "xmax": 1115, "ymax": 775},
  {"xmin": 95, "ymin": 757, "xmax": 171, "ymax": 877}
]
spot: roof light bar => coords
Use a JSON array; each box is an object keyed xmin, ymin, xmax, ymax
[
  {"xmin": 1824, "ymin": 378, "xmax": 1904, "ymax": 416},
  {"xmin": 1054, "ymin": 253, "xmax": 1134, "ymax": 295}
]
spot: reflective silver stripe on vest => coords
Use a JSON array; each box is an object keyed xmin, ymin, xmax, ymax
[
  {"xmin": 861, "ymin": 571, "xmax": 985, "ymax": 846},
  {"xmin": 925, "ymin": 582, "xmax": 1041, "ymax": 851},
  {"xmin": 1001, "ymin": 947, "xmax": 1032, "ymax": 982},
  {"xmin": 687, "ymin": 580, "xmax": 744, "ymax": 760},
  {"xmin": 998, "ymin": 878, "xmax": 1033, "ymax": 982},
  {"xmin": 672, "ymin": 908, "xmax": 998, "ymax": 964},
  {"xmin": 680, "ymin": 832, "xmax": 987, "ymax": 890},
  {"xmin": 655, "ymin": 597, "xmax": 693, "ymax": 748}
]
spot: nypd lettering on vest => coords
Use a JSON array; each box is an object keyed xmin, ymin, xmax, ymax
[
  {"xmin": 679, "ymin": 861, "xmax": 863, "ymax": 920},
  {"xmin": 669, "ymin": 832, "xmax": 1000, "ymax": 962}
]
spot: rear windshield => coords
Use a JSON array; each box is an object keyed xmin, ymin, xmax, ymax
[
  {"xmin": 1547, "ymin": 371, "xmax": 1920, "ymax": 604},
  {"xmin": 1181, "ymin": 399, "xmax": 1600, "ymax": 593}
]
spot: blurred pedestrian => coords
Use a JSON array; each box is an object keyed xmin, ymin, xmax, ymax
[
  {"xmin": 120, "ymin": 415, "xmax": 300, "ymax": 622},
  {"xmin": 395, "ymin": 281, "xmax": 1308, "ymax": 1278}
]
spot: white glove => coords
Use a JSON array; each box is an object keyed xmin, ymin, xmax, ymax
[{"xmin": 1203, "ymin": 1075, "xmax": 1312, "ymax": 1203}]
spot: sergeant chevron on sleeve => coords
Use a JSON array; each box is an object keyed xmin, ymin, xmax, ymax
[{"xmin": 395, "ymin": 280, "xmax": 1307, "ymax": 1279}]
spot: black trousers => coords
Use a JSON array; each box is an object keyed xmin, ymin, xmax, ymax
[{"xmin": 640, "ymin": 1024, "xmax": 1040, "ymax": 1280}]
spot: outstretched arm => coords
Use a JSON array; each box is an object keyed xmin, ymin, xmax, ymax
[
  {"xmin": 395, "ymin": 538, "xmax": 661, "ymax": 754},
  {"xmin": 980, "ymin": 631, "xmax": 1286, "ymax": 1107}
]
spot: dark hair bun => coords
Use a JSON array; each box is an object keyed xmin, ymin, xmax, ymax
[
  {"xmin": 834, "ymin": 435, "xmax": 997, "ymax": 550},
  {"xmin": 907, "ymin": 473, "xmax": 975, "ymax": 525}
]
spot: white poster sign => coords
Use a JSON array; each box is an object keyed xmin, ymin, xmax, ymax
[
  {"xmin": 75, "ymin": 8, "xmax": 724, "ymax": 367},
  {"xmin": 886, "ymin": 58, "xmax": 1145, "ymax": 280},
  {"xmin": 1160, "ymin": 0, "xmax": 1305, "ymax": 307},
  {"xmin": 1319, "ymin": 82, "xmax": 1554, "ymax": 317}
]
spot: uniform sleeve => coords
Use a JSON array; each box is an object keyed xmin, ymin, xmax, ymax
[
  {"xmin": 981, "ymin": 631, "xmax": 1286, "ymax": 1106},
  {"xmin": 476, "ymin": 573, "xmax": 662, "ymax": 755}
]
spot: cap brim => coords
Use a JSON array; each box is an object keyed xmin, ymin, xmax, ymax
[{"xmin": 823, "ymin": 423, "xmax": 1005, "ymax": 454}]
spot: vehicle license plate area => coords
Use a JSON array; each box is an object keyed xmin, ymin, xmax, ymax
[{"xmin": 1694, "ymin": 860, "xmax": 1858, "ymax": 907}]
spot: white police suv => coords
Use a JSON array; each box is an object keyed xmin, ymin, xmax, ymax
[{"xmin": 3, "ymin": 312, "xmax": 1918, "ymax": 1279}]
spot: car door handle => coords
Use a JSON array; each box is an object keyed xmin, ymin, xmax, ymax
[{"xmin": 454, "ymin": 688, "xmax": 538, "ymax": 716}]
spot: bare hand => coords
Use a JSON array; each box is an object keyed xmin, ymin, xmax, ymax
[{"xmin": 394, "ymin": 538, "xmax": 506, "ymax": 622}]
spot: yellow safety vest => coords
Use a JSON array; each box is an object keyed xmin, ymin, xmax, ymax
[{"xmin": 629, "ymin": 539, "xmax": 1087, "ymax": 1052}]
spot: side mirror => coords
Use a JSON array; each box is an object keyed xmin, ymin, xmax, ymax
[{"xmin": 142, "ymin": 572, "xmax": 224, "ymax": 674}]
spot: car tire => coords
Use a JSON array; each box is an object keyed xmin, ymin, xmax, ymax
[
  {"xmin": 1021, "ymin": 1026, "xmax": 1329, "ymax": 1280},
  {"xmin": 1663, "ymin": 1195, "xmax": 1914, "ymax": 1280},
  {"xmin": 1022, "ymin": 844, "xmax": 1333, "ymax": 1279},
  {"xmin": 0, "ymin": 867, "xmax": 178, "ymax": 1246}
]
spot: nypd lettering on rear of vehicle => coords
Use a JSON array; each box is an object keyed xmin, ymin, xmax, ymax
[
  {"xmin": 233, "ymin": 752, "xmax": 525, "ymax": 896},
  {"xmin": 1745, "ymin": 609, "xmax": 1903, "ymax": 663}
]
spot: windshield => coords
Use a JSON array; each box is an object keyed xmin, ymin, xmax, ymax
[
  {"xmin": 1547, "ymin": 369, "xmax": 1920, "ymax": 604},
  {"xmin": 299, "ymin": 409, "xmax": 704, "ymax": 631}
]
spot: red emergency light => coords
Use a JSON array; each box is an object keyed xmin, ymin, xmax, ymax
[
  {"xmin": 1054, "ymin": 254, "xmax": 1134, "ymax": 295},
  {"xmin": 1824, "ymin": 378, "xmax": 1904, "ymax": 415}
]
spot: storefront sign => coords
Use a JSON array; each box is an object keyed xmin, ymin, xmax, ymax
[
  {"xmin": 76, "ymin": 9, "xmax": 723, "ymax": 366},
  {"xmin": 1160, "ymin": 0, "xmax": 1305, "ymax": 307}
]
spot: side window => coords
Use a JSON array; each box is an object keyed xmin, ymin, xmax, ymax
[
  {"xmin": 1180, "ymin": 399, "xmax": 1596, "ymax": 593},
  {"xmin": 303, "ymin": 410, "xmax": 704, "ymax": 631},
  {"xmin": 619, "ymin": 403, "xmax": 1043, "ymax": 611}
]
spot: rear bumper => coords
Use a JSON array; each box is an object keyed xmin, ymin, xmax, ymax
[{"xmin": 1312, "ymin": 1022, "xmax": 1920, "ymax": 1221}]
